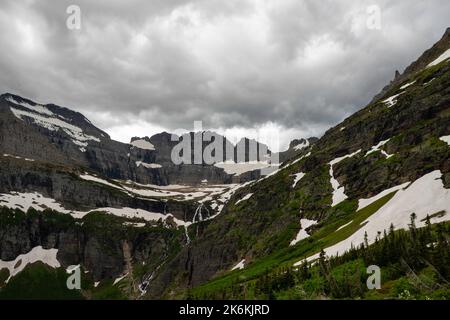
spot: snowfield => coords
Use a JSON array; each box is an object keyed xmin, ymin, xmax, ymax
[
  {"xmin": 79, "ymin": 173, "xmax": 125, "ymax": 191},
  {"xmin": 0, "ymin": 246, "xmax": 60, "ymax": 283},
  {"xmin": 130, "ymin": 139, "xmax": 155, "ymax": 150},
  {"xmin": 400, "ymin": 81, "xmax": 416, "ymax": 90},
  {"xmin": 290, "ymin": 219, "xmax": 318, "ymax": 246},
  {"xmin": 235, "ymin": 193, "xmax": 253, "ymax": 205},
  {"xmin": 292, "ymin": 172, "xmax": 305, "ymax": 188},
  {"xmin": 113, "ymin": 273, "xmax": 128, "ymax": 285},
  {"xmin": 357, "ymin": 182, "xmax": 411, "ymax": 211},
  {"xmin": 6, "ymin": 96, "xmax": 54, "ymax": 116},
  {"xmin": 231, "ymin": 259, "xmax": 246, "ymax": 271},
  {"xmin": 10, "ymin": 107, "xmax": 100, "ymax": 152},
  {"xmin": 289, "ymin": 152, "xmax": 311, "ymax": 166},
  {"xmin": 329, "ymin": 150, "xmax": 361, "ymax": 207},
  {"xmin": 295, "ymin": 170, "xmax": 450, "ymax": 265},
  {"xmin": 2, "ymin": 154, "xmax": 35, "ymax": 161},
  {"xmin": 427, "ymin": 49, "xmax": 450, "ymax": 67},
  {"xmin": 135, "ymin": 161, "xmax": 162, "ymax": 169},
  {"xmin": 294, "ymin": 140, "xmax": 310, "ymax": 151},
  {"xmin": 365, "ymin": 139, "xmax": 394, "ymax": 159},
  {"xmin": 382, "ymin": 92, "xmax": 405, "ymax": 108},
  {"xmin": 336, "ymin": 220, "xmax": 353, "ymax": 232},
  {"xmin": 0, "ymin": 191, "xmax": 190, "ymax": 227},
  {"xmin": 440, "ymin": 135, "xmax": 450, "ymax": 146}
]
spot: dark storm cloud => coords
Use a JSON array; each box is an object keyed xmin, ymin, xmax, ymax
[{"xmin": 0, "ymin": 0, "xmax": 449, "ymax": 149}]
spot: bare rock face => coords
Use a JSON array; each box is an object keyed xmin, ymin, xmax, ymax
[
  {"xmin": 0, "ymin": 95, "xmax": 266, "ymax": 186},
  {"xmin": 0, "ymin": 208, "xmax": 182, "ymax": 281}
]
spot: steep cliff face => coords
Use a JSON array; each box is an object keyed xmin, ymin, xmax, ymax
[{"xmin": 0, "ymin": 207, "xmax": 184, "ymax": 285}]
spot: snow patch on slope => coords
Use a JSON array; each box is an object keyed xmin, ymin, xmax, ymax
[
  {"xmin": 382, "ymin": 92, "xmax": 405, "ymax": 108},
  {"xmin": 292, "ymin": 172, "xmax": 305, "ymax": 188},
  {"xmin": 135, "ymin": 161, "xmax": 162, "ymax": 169},
  {"xmin": 296, "ymin": 170, "xmax": 450, "ymax": 264},
  {"xmin": 10, "ymin": 107, "xmax": 100, "ymax": 152},
  {"xmin": 294, "ymin": 140, "xmax": 310, "ymax": 151},
  {"xmin": 2, "ymin": 154, "xmax": 35, "ymax": 161},
  {"xmin": 235, "ymin": 193, "xmax": 253, "ymax": 205},
  {"xmin": 130, "ymin": 139, "xmax": 155, "ymax": 150},
  {"xmin": 113, "ymin": 273, "xmax": 128, "ymax": 285},
  {"xmin": 0, "ymin": 246, "xmax": 60, "ymax": 283},
  {"xmin": 290, "ymin": 219, "xmax": 317, "ymax": 246},
  {"xmin": 440, "ymin": 135, "xmax": 450, "ymax": 146},
  {"xmin": 365, "ymin": 139, "xmax": 394, "ymax": 159},
  {"xmin": 329, "ymin": 150, "xmax": 361, "ymax": 207},
  {"xmin": 79, "ymin": 174, "xmax": 125, "ymax": 191},
  {"xmin": 231, "ymin": 259, "xmax": 246, "ymax": 271},
  {"xmin": 357, "ymin": 182, "xmax": 411, "ymax": 211},
  {"xmin": 214, "ymin": 161, "xmax": 271, "ymax": 176},
  {"xmin": 427, "ymin": 49, "xmax": 450, "ymax": 68},
  {"xmin": 0, "ymin": 191, "xmax": 190, "ymax": 227},
  {"xmin": 336, "ymin": 220, "xmax": 353, "ymax": 232},
  {"xmin": 400, "ymin": 81, "xmax": 416, "ymax": 90},
  {"xmin": 6, "ymin": 97, "xmax": 54, "ymax": 116}
]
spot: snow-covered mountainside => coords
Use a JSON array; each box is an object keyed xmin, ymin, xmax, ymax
[{"xmin": 0, "ymin": 29, "xmax": 449, "ymax": 300}]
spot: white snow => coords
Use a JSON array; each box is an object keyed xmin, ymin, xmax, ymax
[
  {"xmin": 123, "ymin": 222, "xmax": 146, "ymax": 228},
  {"xmin": 135, "ymin": 161, "xmax": 162, "ymax": 169},
  {"xmin": 122, "ymin": 185, "xmax": 189, "ymax": 199},
  {"xmin": 290, "ymin": 219, "xmax": 318, "ymax": 246},
  {"xmin": 79, "ymin": 174, "xmax": 125, "ymax": 191},
  {"xmin": 365, "ymin": 139, "xmax": 394, "ymax": 159},
  {"xmin": 295, "ymin": 170, "xmax": 450, "ymax": 265},
  {"xmin": 0, "ymin": 191, "xmax": 77, "ymax": 214},
  {"xmin": 427, "ymin": 49, "xmax": 450, "ymax": 68},
  {"xmin": 94, "ymin": 281, "xmax": 100, "ymax": 288},
  {"xmin": 235, "ymin": 193, "xmax": 253, "ymax": 205},
  {"xmin": 292, "ymin": 172, "xmax": 305, "ymax": 188},
  {"xmin": 289, "ymin": 152, "xmax": 311, "ymax": 166},
  {"xmin": 2, "ymin": 154, "xmax": 35, "ymax": 161},
  {"xmin": 205, "ymin": 181, "xmax": 254, "ymax": 218},
  {"xmin": 357, "ymin": 182, "xmax": 411, "ymax": 211},
  {"xmin": 214, "ymin": 161, "xmax": 271, "ymax": 176},
  {"xmin": 6, "ymin": 97, "xmax": 54, "ymax": 116},
  {"xmin": 294, "ymin": 140, "xmax": 310, "ymax": 151},
  {"xmin": 340, "ymin": 127, "xmax": 346, "ymax": 131},
  {"xmin": 400, "ymin": 81, "xmax": 416, "ymax": 90},
  {"xmin": 10, "ymin": 107, "xmax": 100, "ymax": 152},
  {"xmin": 113, "ymin": 273, "xmax": 128, "ymax": 285},
  {"xmin": 231, "ymin": 259, "xmax": 246, "ymax": 271},
  {"xmin": 79, "ymin": 207, "xmax": 191, "ymax": 227},
  {"xmin": 0, "ymin": 191, "xmax": 190, "ymax": 227},
  {"xmin": 0, "ymin": 246, "xmax": 60, "ymax": 283},
  {"xmin": 329, "ymin": 150, "xmax": 361, "ymax": 207},
  {"xmin": 130, "ymin": 139, "xmax": 155, "ymax": 150},
  {"xmin": 440, "ymin": 135, "xmax": 450, "ymax": 146},
  {"xmin": 382, "ymin": 92, "xmax": 405, "ymax": 108},
  {"xmin": 120, "ymin": 181, "xmax": 186, "ymax": 190},
  {"xmin": 424, "ymin": 78, "xmax": 435, "ymax": 86},
  {"xmin": 335, "ymin": 220, "xmax": 353, "ymax": 232}
]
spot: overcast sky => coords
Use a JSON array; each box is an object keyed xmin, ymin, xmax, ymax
[{"xmin": 0, "ymin": 0, "xmax": 449, "ymax": 151}]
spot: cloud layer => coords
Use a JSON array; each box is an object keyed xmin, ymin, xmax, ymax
[{"xmin": 0, "ymin": 0, "xmax": 449, "ymax": 150}]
